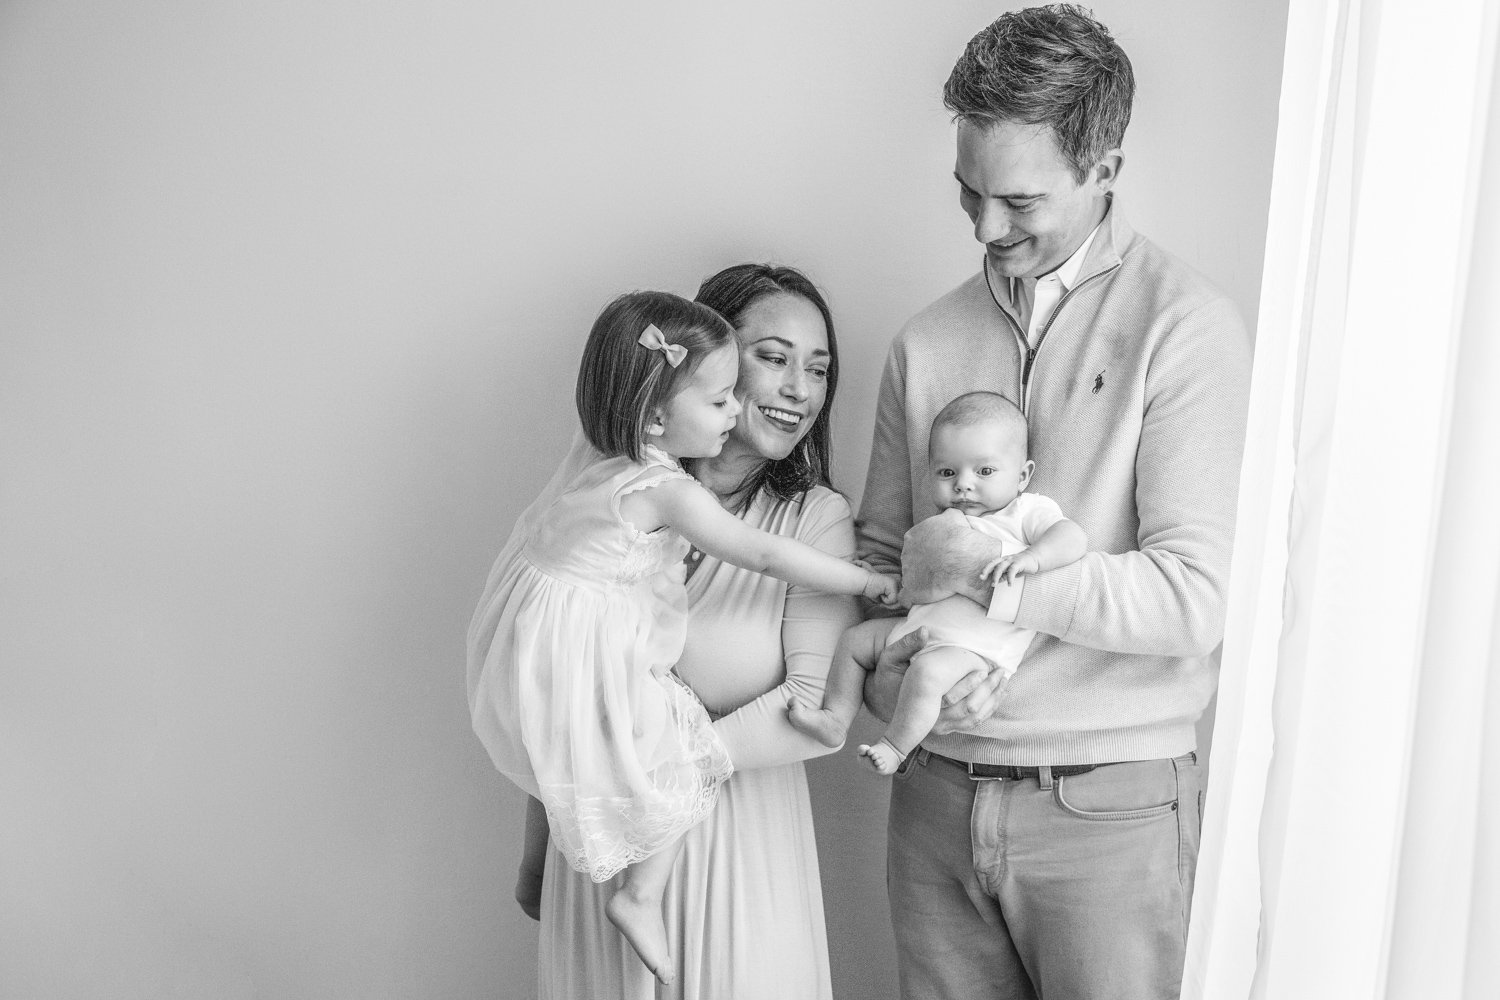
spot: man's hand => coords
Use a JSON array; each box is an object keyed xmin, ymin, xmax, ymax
[
  {"xmin": 900, "ymin": 509, "xmax": 1008, "ymax": 607},
  {"xmin": 931, "ymin": 659, "xmax": 1012, "ymax": 735},
  {"xmin": 860, "ymin": 623, "xmax": 927, "ymax": 724},
  {"xmin": 859, "ymin": 621, "xmax": 1012, "ymax": 733}
]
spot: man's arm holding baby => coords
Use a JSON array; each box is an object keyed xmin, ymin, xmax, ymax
[
  {"xmin": 898, "ymin": 508, "xmax": 1010, "ymax": 607},
  {"xmin": 859, "ymin": 622, "xmax": 1011, "ymax": 732},
  {"xmin": 861, "ymin": 507, "xmax": 1087, "ymax": 730}
]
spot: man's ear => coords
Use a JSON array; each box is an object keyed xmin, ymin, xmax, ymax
[{"xmin": 1092, "ymin": 150, "xmax": 1124, "ymax": 193}]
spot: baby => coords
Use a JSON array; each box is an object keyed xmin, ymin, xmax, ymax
[{"xmin": 790, "ymin": 391, "xmax": 1087, "ymax": 773}]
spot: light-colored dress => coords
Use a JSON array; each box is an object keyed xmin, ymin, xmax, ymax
[
  {"xmin": 468, "ymin": 445, "xmax": 733, "ymax": 882},
  {"xmin": 538, "ymin": 483, "xmax": 859, "ymax": 1000}
]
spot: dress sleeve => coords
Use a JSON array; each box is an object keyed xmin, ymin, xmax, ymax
[{"xmin": 711, "ymin": 490, "xmax": 861, "ymax": 771}]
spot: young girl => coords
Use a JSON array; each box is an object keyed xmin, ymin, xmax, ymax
[{"xmin": 467, "ymin": 290, "xmax": 896, "ymax": 985}]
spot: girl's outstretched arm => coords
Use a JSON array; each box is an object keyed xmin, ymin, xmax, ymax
[{"xmin": 629, "ymin": 478, "xmax": 896, "ymax": 601}]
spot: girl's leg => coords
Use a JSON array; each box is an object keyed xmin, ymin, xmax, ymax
[
  {"xmin": 862, "ymin": 646, "xmax": 990, "ymax": 774},
  {"xmin": 605, "ymin": 835, "xmax": 684, "ymax": 985}
]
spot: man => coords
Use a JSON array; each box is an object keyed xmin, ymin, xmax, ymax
[{"xmin": 856, "ymin": 6, "xmax": 1251, "ymax": 998}]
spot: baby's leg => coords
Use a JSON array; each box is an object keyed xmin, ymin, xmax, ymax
[
  {"xmin": 861, "ymin": 645, "xmax": 991, "ymax": 775},
  {"xmin": 788, "ymin": 618, "xmax": 899, "ymax": 747},
  {"xmin": 606, "ymin": 836, "xmax": 683, "ymax": 985}
]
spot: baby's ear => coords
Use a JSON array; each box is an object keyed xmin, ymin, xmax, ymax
[{"xmin": 1019, "ymin": 460, "xmax": 1035, "ymax": 489}]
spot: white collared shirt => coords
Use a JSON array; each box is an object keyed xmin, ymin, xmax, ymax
[
  {"xmin": 985, "ymin": 223, "xmax": 1101, "ymax": 624},
  {"xmin": 1007, "ymin": 224, "xmax": 1101, "ymax": 346}
]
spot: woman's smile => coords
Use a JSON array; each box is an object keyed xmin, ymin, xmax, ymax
[{"xmin": 757, "ymin": 405, "xmax": 805, "ymax": 432}]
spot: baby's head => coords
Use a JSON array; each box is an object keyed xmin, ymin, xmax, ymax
[
  {"xmin": 576, "ymin": 290, "xmax": 740, "ymax": 462},
  {"xmin": 926, "ymin": 391, "xmax": 1033, "ymax": 515}
]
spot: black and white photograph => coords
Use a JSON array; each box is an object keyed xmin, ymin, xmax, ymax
[{"xmin": 3, "ymin": 1, "xmax": 1498, "ymax": 998}]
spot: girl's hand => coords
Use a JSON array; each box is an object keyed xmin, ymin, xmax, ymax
[
  {"xmin": 864, "ymin": 572, "xmax": 902, "ymax": 606},
  {"xmin": 982, "ymin": 549, "xmax": 1040, "ymax": 586}
]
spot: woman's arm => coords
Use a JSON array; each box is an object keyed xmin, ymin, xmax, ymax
[
  {"xmin": 514, "ymin": 795, "xmax": 549, "ymax": 921},
  {"xmin": 711, "ymin": 491, "xmax": 862, "ymax": 771}
]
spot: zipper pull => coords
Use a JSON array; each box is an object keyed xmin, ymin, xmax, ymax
[{"xmin": 1022, "ymin": 346, "xmax": 1037, "ymax": 383}]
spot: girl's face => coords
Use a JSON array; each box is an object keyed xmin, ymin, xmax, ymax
[
  {"xmin": 725, "ymin": 293, "xmax": 831, "ymax": 461},
  {"xmin": 651, "ymin": 343, "xmax": 742, "ymax": 460}
]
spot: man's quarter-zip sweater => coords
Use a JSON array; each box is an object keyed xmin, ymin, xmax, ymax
[{"xmin": 858, "ymin": 206, "xmax": 1253, "ymax": 765}]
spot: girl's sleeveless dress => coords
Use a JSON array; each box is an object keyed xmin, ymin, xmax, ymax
[{"xmin": 468, "ymin": 446, "xmax": 733, "ymax": 882}]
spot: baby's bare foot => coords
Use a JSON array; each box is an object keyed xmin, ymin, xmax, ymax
[
  {"xmin": 787, "ymin": 701, "xmax": 847, "ymax": 748},
  {"xmin": 858, "ymin": 739, "xmax": 906, "ymax": 776},
  {"xmin": 606, "ymin": 888, "xmax": 675, "ymax": 985}
]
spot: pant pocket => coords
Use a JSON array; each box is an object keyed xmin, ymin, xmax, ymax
[{"xmin": 1052, "ymin": 760, "xmax": 1180, "ymax": 821}]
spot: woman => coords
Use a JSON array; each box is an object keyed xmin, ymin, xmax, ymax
[{"xmin": 522, "ymin": 263, "xmax": 857, "ymax": 999}]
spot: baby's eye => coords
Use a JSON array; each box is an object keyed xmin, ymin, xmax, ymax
[
  {"xmin": 936, "ymin": 469, "xmax": 955, "ymax": 478},
  {"xmin": 978, "ymin": 467, "xmax": 996, "ymax": 476}
]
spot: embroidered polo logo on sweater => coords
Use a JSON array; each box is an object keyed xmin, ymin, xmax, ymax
[{"xmin": 1092, "ymin": 370, "xmax": 1106, "ymax": 394}]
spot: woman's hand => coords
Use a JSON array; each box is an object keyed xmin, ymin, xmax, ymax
[
  {"xmin": 515, "ymin": 796, "xmax": 550, "ymax": 921},
  {"xmin": 515, "ymin": 861, "xmax": 544, "ymax": 921}
]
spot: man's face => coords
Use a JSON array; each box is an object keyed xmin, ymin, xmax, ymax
[{"xmin": 954, "ymin": 119, "xmax": 1118, "ymax": 280}]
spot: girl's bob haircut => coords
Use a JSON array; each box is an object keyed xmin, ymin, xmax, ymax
[{"xmin": 575, "ymin": 290, "xmax": 735, "ymax": 462}]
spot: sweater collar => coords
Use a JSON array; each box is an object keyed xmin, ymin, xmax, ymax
[{"xmin": 1077, "ymin": 197, "xmax": 1130, "ymax": 282}]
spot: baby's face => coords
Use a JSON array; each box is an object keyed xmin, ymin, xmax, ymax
[{"xmin": 927, "ymin": 419, "xmax": 1033, "ymax": 516}]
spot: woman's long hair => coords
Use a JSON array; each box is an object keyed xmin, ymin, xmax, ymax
[{"xmin": 693, "ymin": 264, "xmax": 839, "ymax": 507}]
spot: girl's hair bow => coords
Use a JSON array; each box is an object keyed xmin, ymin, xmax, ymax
[{"xmin": 637, "ymin": 324, "xmax": 687, "ymax": 367}]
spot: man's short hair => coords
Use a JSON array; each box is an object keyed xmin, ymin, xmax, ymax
[
  {"xmin": 930, "ymin": 391, "xmax": 1028, "ymax": 453},
  {"xmin": 943, "ymin": 4, "xmax": 1134, "ymax": 183}
]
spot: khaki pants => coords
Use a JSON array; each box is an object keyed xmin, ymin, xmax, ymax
[{"xmin": 887, "ymin": 750, "xmax": 1203, "ymax": 1000}]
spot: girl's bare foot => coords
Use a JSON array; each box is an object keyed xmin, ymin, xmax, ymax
[
  {"xmin": 858, "ymin": 738, "xmax": 906, "ymax": 775},
  {"xmin": 606, "ymin": 886, "xmax": 675, "ymax": 985},
  {"xmin": 787, "ymin": 701, "xmax": 847, "ymax": 748}
]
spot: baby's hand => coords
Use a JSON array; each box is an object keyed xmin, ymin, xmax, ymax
[
  {"xmin": 864, "ymin": 572, "xmax": 902, "ymax": 607},
  {"xmin": 982, "ymin": 550, "xmax": 1040, "ymax": 586}
]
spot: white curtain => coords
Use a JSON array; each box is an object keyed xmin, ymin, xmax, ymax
[{"xmin": 1183, "ymin": 0, "xmax": 1500, "ymax": 997}]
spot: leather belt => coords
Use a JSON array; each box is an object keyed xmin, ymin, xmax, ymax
[{"xmin": 925, "ymin": 749, "xmax": 1100, "ymax": 781}]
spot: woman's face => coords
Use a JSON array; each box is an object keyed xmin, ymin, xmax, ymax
[{"xmin": 727, "ymin": 292, "xmax": 832, "ymax": 461}]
